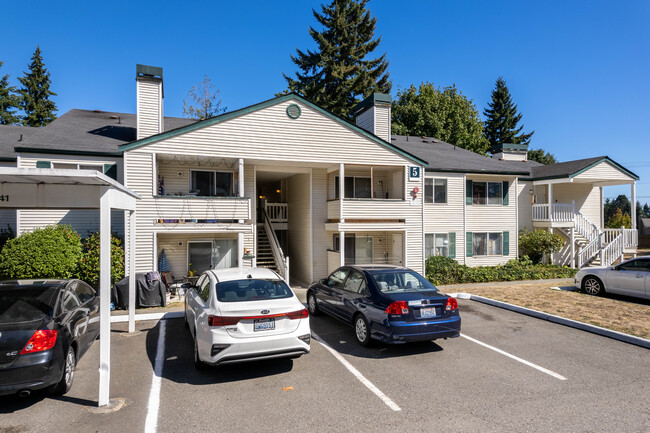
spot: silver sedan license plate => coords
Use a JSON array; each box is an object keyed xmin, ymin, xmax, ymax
[
  {"xmin": 420, "ymin": 307, "xmax": 437, "ymax": 318},
  {"xmin": 254, "ymin": 318, "xmax": 275, "ymax": 331}
]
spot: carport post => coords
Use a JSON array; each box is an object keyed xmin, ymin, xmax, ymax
[
  {"xmin": 98, "ymin": 187, "xmax": 112, "ymax": 407},
  {"xmin": 128, "ymin": 210, "xmax": 136, "ymax": 333}
]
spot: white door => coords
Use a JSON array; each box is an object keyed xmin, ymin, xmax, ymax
[{"xmin": 392, "ymin": 233, "xmax": 403, "ymax": 266}]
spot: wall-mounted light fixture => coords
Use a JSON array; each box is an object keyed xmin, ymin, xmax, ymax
[{"xmin": 178, "ymin": 241, "xmax": 183, "ymax": 247}]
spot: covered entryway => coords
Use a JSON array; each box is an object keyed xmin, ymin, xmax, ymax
[{"xmin": 0, "ymin": 167, "xmax": 140, "ymax": 407}]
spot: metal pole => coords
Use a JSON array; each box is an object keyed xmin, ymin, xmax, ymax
[
  {"xmin": 98, "ymin": 187, "xmax": 111, "ymax": 407},
  {"xmin": 128, "ymin": 210, "xmax": 136, "ymax": 333}
]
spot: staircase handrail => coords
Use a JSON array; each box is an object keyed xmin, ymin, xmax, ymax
[
  {"xmin": 601, "ymin": 232, "xmax": 624, "ymax": 268},
  {"xmin": 574, "ymin": 211, "xmax": 600, "ymax": 243},
  {"xmin": 577, "ymin": 232, "xmax": 603, "ymax": 268},
  {"xmin": 262, "ymin": 208, "xmax": 289, "ymax": 282}
]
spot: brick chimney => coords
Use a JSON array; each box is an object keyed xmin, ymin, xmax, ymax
[
  {"xmin": 354, "ymin": 93, "xmax": 392, "ymax": 142},
  {"xmin": 136, "ymin": 64, "xmax": 164, "ymax": 139}
]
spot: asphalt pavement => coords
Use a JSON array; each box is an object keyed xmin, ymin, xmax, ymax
[{"xmin": 1, "ymin": 299, "xmax": 649, "ymax": 433}]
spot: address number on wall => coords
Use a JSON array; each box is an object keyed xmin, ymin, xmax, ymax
[{"xmin": 409, "ymin": 166, "xmax": 421, "ymax": 180}]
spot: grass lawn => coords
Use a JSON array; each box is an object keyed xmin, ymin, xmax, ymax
[{"xmin": 446, "ymin": 280, "xmax": 650, "ymax": 339}]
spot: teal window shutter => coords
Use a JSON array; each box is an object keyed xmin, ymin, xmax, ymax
[
  {"xmin": 36, "ymin": 161, "xmax": 51, "ymax": 168},
  {"xmin": 449, "ymin": 232, "xmax": 456, "ymax": 259},
  {"xmin": 503, "ymin": 231, "xmax": 509, "ymax": 255},
  {"xmin": 465, "ymin": 180, "xmax": 473, "ymax": 205},
  {"xmin": 466, "ymin": 232, "xmax": 473, "ymax": 257},
  {"xmin": 502, "ymin": 181, "xmax": 509, "ymax": 206},
  {"xmin": 104, "ymin": 164, "xmax": 118, "ymax": 180}
]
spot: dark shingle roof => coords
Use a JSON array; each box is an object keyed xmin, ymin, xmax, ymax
[
  {"xmin": 390, "ymin": 135, "xmax": 542, "ymax": 175},
  {"xmin": 0, "ymin": 109, "xmax": 196, "ymax": 157},
  {"xmin": 527, "ymin": 156, "xmax": 639, "ymax": 180}
]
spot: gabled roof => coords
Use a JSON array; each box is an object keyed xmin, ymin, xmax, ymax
[
  {"xmin": 390, "ymin": 135, "xmax": 540, "ymax": 175},
  {"xmin": 528, "ymin": 156, "xmax": 639, "ymax": 181},
  {"xmin": 117, "ymin": 93, "xmax": 427, "ymax": 166}
]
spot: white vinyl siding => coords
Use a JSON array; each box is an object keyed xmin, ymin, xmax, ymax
[
  {"xmin": 518, "ymin": 180, "xmax": 534, "ymax": 231},
  {"xmin": 287, "ymin": 173, "xmax": 311, "ymax": 285},
  {"xmin": 137, "ymin": 79, "xmax": 163, "ymax": 139},
  {"xmin": 573, "ymin": 161, "xmax": 636, "ymax": 182},
  {"xmin": 423, "ymin": 172, "xmax": 464, "ymax": 265},
  {"xmin": 312, "ymin": 168, "xmax": 329, "ymax": 280},
  {"xmin": 551, "ymin": 183, "xmax": 603, "ymax": 229}
]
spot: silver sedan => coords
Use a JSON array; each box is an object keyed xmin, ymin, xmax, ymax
[{"xmin": 575, "ymin": 256, "xmax": 650, "ymax": 300}]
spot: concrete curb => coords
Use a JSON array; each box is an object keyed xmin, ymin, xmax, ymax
[
  {"xmin": 110, "ymin": 311, "xmax": 184, "ymax": 323},
  {"xmin": 447, "ymin": 292, "xmax": 650, "ymax": 350}
]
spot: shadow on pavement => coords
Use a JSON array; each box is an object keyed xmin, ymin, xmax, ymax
[
  {"xmin": 146, "ymin": 319, "xmax": 295, "ymax": 386},
  {"xmin": 309, "ymin": 315, "xmax": 445, "ymax": 359},
  {"xmin": 0, "ymin": 390, "xmax": 48, "ymax": 413}
]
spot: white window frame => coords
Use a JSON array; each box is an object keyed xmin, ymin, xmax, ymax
[
  {"xmin": 52, "ymin": 162, "xmax": 104, "ymax": 171},
  {"xmin": 425, "ymin": 178, "xmax": 448, "ymax": 204},
  {"xmin": 334, "ymin": 175, "xmax": 372, "ymax": 199},
  {"xmin": 472, "ymin": 232, "xmax": 503, "ymax": 256},
  {"xmin": 425, "ymin": 233, "xmax": 449, "ymax": 257},
  {"xmin": 472, "ymin": 181, "xmax": 503, "ymax": 206}
]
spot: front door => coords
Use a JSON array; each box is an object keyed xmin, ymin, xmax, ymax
[{"xmin": 392, "ymin": 233, "xmax": 403, "ymax": 266}]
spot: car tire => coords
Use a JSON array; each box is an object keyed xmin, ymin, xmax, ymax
[
  {"xmin": 49, "ymin": 346, "xmax": 76, "ymax": 395},
  {"xmin": 194, "ymin": 337, "xmax": 206, "ymax": 370},
  {"xmin": 353, "ymin": 314, "xmax": 372, "ymax": 347},
  {"xmin": 307, "ymin": 292, "xmax": 320, "ymax": 316},
  {"xmin": 583, "ymin": 276, "xmax": 603, "ymax": 296}
]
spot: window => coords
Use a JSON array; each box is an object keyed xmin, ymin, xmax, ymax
[
  {"xmin": 619, "ymin": 259, "xmax": 650, "ymax": 271},
  {"xmin": 333, "ymin": 234, "xmax": 372, "ymax": 265},
  {"xmin": 425, "ymin": 179, "xmax": 447, "ymax": 204},
  {"xmin": 215, "ymin": 279, "xmax": 293, "ymax": 302},
  {"xmin": 371, "ymin": 270, "xmax": 439, "ymax": 293},
  {"xmin": 343, "ymin": 270, "xmax": 367, "ymax": 294},
  {"xmin": 327, "ymin": 269, "xmax": 349, "ymax": 289},
  {"xmin": 199, "ymin": 276, "xmax": 211, "ymax": 302},
  {"xmin": 61, "ymin": 289, "xmax": 81, "ymax": 312},
  {"xmin": 190, "ymin": 170, "xmax": 234, "ymax": 197},
  {"xmin": 53, "ymin": 162, "xmax": 103, "ymax": 171},
  {"xmin": 472, "ymin": 182, "xmax": 502, "ymax": 205},
  {"xmin": 473, "ymin": 232, "xmax": 503, "ymax": 256},
  {"xmin": 335, "ymin": 176, "xmax": 371, "ymax": 199},
  {"xmin": 425, "ymin": 234, "xmax": 449, "ymax": 257},
  {"xmin": 72, "ymin": 281, "xmax": 95, "ymax": 304}
]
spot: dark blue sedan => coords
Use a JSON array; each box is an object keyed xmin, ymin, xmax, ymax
[{"xmin": 307, "ymin": 265, "xmax": 461, "ymax": 346}]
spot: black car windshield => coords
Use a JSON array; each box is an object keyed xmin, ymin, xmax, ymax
[
  {"xmin": 215, "ymin": 279, "xmax": 293, "ymax": 302},
  {"xmin": 0, "ymin": 286, "xmax": 59, "ymax": 323},
  {"xmin": 370, "ymin": 270, "xmax": 439, "ymax": 293}
]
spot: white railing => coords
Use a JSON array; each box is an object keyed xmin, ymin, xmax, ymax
[
  {"xmin": 578, "ymin": 233, "xmax": 603, "ymax": 268},
  {"xmin": 532, "ymin": 203, "xmax": 574, "ymax": 222},
  {"xmin": 574, "ymin": 211, "xmax": 600, "ymax": 243},
  {"xmin": 603, "ymin": 229, "xmax": 621, "ymax": 244},
  {"xmin": 265, "ymin": 202, "xmax": 288, "ymax": 222},
  {"xmin": 601, "ymin": 234, "xmax": 624, "ymax": 268},
  {"xmin": 623, "ymin": 228, "xmax": 638, "ymax": 249},
  {"xmin": 263, "ymin": 208, "xmax": 289, "ymax": 283}
]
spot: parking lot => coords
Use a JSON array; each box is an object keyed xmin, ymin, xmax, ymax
[{"xmin": 2, "ymin": 299, "xmax": 649, "ymax": 433}]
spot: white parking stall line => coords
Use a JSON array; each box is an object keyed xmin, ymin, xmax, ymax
[
  {"xmin": 144, "ymin": 320, "xmax": 167, "ymax": 433},
  {"xmin": 312, "ymin": 332, "xmax": 402, "ymax": 412},
  {"xmin": 461, "ymin": 333, "xmax": 567, "ymax": 381}
]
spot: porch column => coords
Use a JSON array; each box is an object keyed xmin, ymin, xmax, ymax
[
  {"xmin": 128, "ymin": 210, "xmax": 136, "ymax": 333},
  {"xmin": 340, "ymin": 231, "xmax": 345, "ymax": 267},
  {"xmin": 548, "ymin": 184, "xmax": 554, "ymax": 220},
  {"xmin": 631, "ymin": 181, "xmax": 637, "ymax": 230},
  {"xmin": 570, "ymin": 227, "xmax": 575, "ymax": 268},
  {"xmin": 98, "ymin": 187, "xmax": 111, "ymax": 407},
  {"xmin": 238, "ymin": 158, "xmax": 244, "ymax": 224},
  {"xmin": 339, "ymin": 163, "xmax": 345, "ymax": 223}
]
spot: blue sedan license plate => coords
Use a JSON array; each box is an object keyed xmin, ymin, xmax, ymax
[
  {"xmin": 254, "ymin": 318, "xmax": 275, "ymax": 331},
  {"xmin": 420, "ymin": 307, "xmax": 437, "ymax": 318}
]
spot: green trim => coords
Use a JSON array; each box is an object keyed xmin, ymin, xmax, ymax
[
  {"xmin": 15, "ymin": 147, "xmax": 123, "ymax": 157},
  {"xmin": 466, "ymin": 232, "xmax": 473, "ymax": 257},
  {"xmin": 465, "ymin": 180, "xmax": 472, "ymax": 205},
  {"xmin": 118, "ymin": 93, "xmax": 427, "ymax": 166},
  {"xmin": 103, "ymin": 163, "xmax": 117, "ymax": 180},
  {"xmin": 153, "ymin": 195, "xmax": 251, "ymax": 200},
  {"xmin": 502, "ymin": 180, "xmax": 509, "ymax": 206},
  {"xmin": 286, "ymin": 104, "xmax": 301, "ymax": 119},
  {"xmin": 503, "ymin": 231, "xmax": 509, "ymax": 256},
  {"xmin": 449, "ymin": 232, "xmax": 456, "ymax": 259},
  {"xmin": 36, "ymin": 160, "xmax": 51, "ymax": 169},
  {"xmin": 354, "ymin": 93, "xmax": 392, "ymax": 115},
  {"xmin": 136, "ymin": 64, "xmax": 163, "ymax": 79}
]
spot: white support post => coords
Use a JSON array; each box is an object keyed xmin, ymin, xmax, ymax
[
  {"xmin": 571, "ymin": 227, "xmax": 575, "ymax": 268},
  {"xmin": 631, "ymin": 181, "xmax": 636, "ymax": 230},
  {"xmin": 339, "ymin": 163, "xmax": 345, "ymax": 223},
  {"xmin": 238, "ymin": 158, "xmax": 244, "ymax": 224},
  {"xmin": 370, "ymin": 166, "xmax": 374, "ymax": 199},
  {"xmin": 98, "ymin": 187, "xmax": 111, "ymax": 407},
  {"xmin": 340, "ymin": 231, "xmax": 345, "ymax": 267},
  {"xmin": 548, "ymin": 184, "xmax": 554, "ymax": 221},
  {"xmin": 128, "ymin": 210, "xmax": 136, "ymax": 333},
  {"xmin": 238, "ymin": 232, "xmax": 244, "ymax": 270},
  {"xmin": 152, "ymin": 153, "xmax": 157, "ymax": 196}
]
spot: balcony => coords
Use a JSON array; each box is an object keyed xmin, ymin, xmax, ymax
[
  {"xmin": 152, "ymin": 195, "xmax": 251, "ymax": 223},
  {"xmin": 532, "ymin": 203, "xmax": 574, "ymax": 225},
  {"xmin": 327, "ymin": 198, "xmax": 408, "ymax": 221}
]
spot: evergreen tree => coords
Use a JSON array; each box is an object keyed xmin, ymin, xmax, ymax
[
  {"xmin": 483, "ymin": 77, "xmax": 533, "ymax": 150},
  {"xmin": 392, "ymin": 82, "xmax": 489, "ymax": 155},
  {"xmin": 281, "ymin": 0, "xmax": 391, "ymax": 119},
  {"xmin": 527, "ymin": 148, "xmax": 557, "ymax": 165},
  {"xmin": 18, "ymin": 46, "xmax": 57, "ymax": 127},
  {"xmin": 0, "ymin": 61, "xmax": 21, "ymax": 125}
]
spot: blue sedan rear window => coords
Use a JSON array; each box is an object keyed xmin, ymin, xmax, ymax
[
  {"xmin": 215, "ymin": 279, "xmax": 293, "ymax": 302},
  {"xmin": 370, "ymin": 270, "xmax": 438, "ymax": 293}
]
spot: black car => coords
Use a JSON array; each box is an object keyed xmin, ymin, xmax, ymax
[
  {"xmin": 307, "ymin": 265, "xmax": 461, "ymax": 346},
  {"xmin": 0, "ymin": 279, "xmax": 100, "ymax": 397}
]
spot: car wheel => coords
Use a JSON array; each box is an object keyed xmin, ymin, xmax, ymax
[
  {"xmin": 49, "ymin": 346, "xmax": 76, "ymax": 395},
  {"xmin": 194, "ymin": 337, "xmax": 206, "ymax": 370},
  {"xmin": 354, "ymin": 315, "xmax": 371, "ymax": 347},
  {"xmin": 307, "ymin": 292, "xmax": 320, "ymax": 316},
  {"xmin": 583, "ymin": 276, "xmax": 603, "ymax": 296}
]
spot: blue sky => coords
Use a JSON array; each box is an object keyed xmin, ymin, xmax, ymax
[{"xmin": 2, "ymin": 0, "xmax": 648, "ymax": 201}]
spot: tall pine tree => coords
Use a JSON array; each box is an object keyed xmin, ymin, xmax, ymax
[
  {"xmin": 281, "ymin": 0, "xmax": 391, "ymax": 119},
  {"xmin": 18, "ymin": 46, "xmax": 57, "ymax": 127},
  {"xmin": 0, "ymin": 61, "xmax": 21, "ymax": 125},
  {"xmin": 483, "ymin": 77, "xmax": 533, "ymax": 150}
]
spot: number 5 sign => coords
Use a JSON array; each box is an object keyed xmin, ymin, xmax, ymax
[{"xmin": 409, "ymin": 166, "xmax": 421, "ymax": 181}]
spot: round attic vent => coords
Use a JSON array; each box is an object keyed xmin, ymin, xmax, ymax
[{"xmin": 286, "ymin": 104, "xmax": 301, "ymax": 119}]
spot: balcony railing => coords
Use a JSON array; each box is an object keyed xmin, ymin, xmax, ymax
[
  {"xmin": 532, "ymin": 203, "xmax": 575, "ymax": 222},
  {"xmin": 327, "ymin": 198, "xmax": 407, "ymax": 220},
  {"xmin": 265, "ymin": 202, "xmax": 288, "ymax": 223},
  {"xmin": 153, "ymin": 196, "xmax": 251, "ymax": 222}
]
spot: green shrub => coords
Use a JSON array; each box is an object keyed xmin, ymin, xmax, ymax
[
  {"xmin": 77, "ymin": 232, "xmax": 125, "ymax": 288},
  {"xmin": 518, "ymin": 229, "xmax": 564, "ymax": 264},
  {"xmin": 0, "ymin": 225, "xmax": 82, "ymax": 279},
  {"xmin": 425, "ymin": 255, "xmax": 577, "ymax": 286}
]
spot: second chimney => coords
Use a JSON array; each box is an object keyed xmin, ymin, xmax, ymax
[
  {"xmin": 136, "ymin": 64, "xmax": 164, "ymax": 140},
  {"xmin": 354, "ymin": 93, "xmax": 392, "ymax": 142}
]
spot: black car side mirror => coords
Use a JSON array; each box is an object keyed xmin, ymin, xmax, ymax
[{"xmin": 319, "ymin": 278, "xmax": 327, "ymax": 285}]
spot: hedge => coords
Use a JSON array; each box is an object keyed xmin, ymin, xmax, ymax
[
  {"xmin": 77, "ymin": 232, "xmax": 125, "ymax": 288},
  {"xmin": 425, "ymin": 256, "xmax": 577, "ymax": 286}
]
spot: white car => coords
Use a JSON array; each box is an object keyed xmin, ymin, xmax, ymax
[
  {"xmin": 575, "ymin": 256, "xmax": 650, "ymax": 300},
  {"xmin": 185, "ymin": 268, "xmax": 310, "ymax": 368}
]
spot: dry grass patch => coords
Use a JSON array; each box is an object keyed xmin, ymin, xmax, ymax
[{"xmin": 463, "ymin": 281, "xmax": 650, "ymax": 339}]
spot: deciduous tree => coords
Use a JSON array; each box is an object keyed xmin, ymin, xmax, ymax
[{"xmin": 183, "ymin": 75, "xmax": 226, "ymax": 120}]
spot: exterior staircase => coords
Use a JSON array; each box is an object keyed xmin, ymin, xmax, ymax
[
  {"xmin": 256, "ymin": 225, "xmax": 278, "ymax": 272},
  {"xmin": 571, "ymin": 211, "xmax": 637, "ymax": 268}
]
